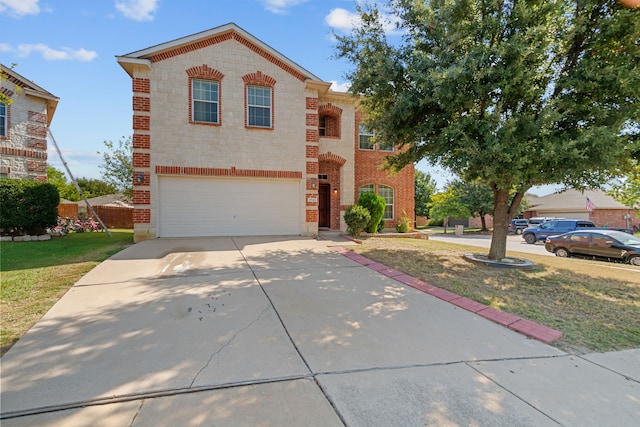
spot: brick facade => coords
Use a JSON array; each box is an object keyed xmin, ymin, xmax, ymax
[
  {"xmin": 118, "ymin": 24, "xmax": 414, "ymax": 241},
  {"xmin": 0, "ymin": 65, "xmax": 58, "ymax": 181}
]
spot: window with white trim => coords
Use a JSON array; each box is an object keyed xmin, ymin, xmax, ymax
[
  {"xmin": 247, "ymin": 85, "xmax": 271, "ymax": 128},
  {"xmin": 192, "ymin": 79, "xmax": 219, "ymax": 124},
  {"xmin": 378, "ymin": 139, "xmax": 394, "ymax": 152},
  {"xmin": 0, "ymin": 102, "xmax": 6, "ymax": 137},
  {"xmin": 358, "ymin": 184, "xmax": 375, "ymax": 198},
  {"xmin": 378, "ymin": 185, "xmax": 394, "ymax": 220},
  {"xmin": 358, "ymin": 124, "xmax": 374, "ymax": 150}
]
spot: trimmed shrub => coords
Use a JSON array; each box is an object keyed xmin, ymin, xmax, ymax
[
  {"xmin": 358, "ymin": 192, "xmax": 386, "ymax": 233},
  {"xmin": 344, "ymin": 205, "xmax": 371, "ymax": 237},
  {"xmin": 0, "ymin": 178, "xmax": 59, "ymax": 235},
  {"xmin": 395, "ymin": 210, "xmax": 412, "ymax": 233}
]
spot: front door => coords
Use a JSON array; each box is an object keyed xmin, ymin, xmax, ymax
[{"xmin": 318, "ymin": 184, "xmax": 330, "ymax": 228}]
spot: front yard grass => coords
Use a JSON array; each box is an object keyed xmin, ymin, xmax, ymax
[
  {"xmin": 351, "ymin": 237, "xmax": 640, "ymax": 353},
  {"xmin": 1, "ymin": 230, "xmax": 134, "ymax": 356}
]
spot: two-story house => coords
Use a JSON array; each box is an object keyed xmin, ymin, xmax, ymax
[
  {"xmin": 117, "ymin": 23, "xmax": 413, "ymax": 242},
  {"xmin": 0, "ymin": 64, "xmax": 59, "ymax": 181}
]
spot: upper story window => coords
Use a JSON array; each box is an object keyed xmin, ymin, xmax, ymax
[
  {"xmin": 192, "ymin": 79, "xmax": 219, "ymax": 124},
  {"xmin": 358, "ymin": 124, "xmax": 374, "ymax": 150},
  {"xmin": 0, "ymin": 102, "xmax": 7, "ymax": 137},
  {"xmin": 247, "ymin": 85, "xmax": 272, "ymax": 128},
  {"xmin": 378, "ymin": 139, "xmax": 394, "ymax": 152},
  {"xmin": 319, "ymin": 104, "xmax": 342, "ymax": 138},
  {"xmin": 186, "ymin": 65, "xmax": 224, "ymax": 126}
]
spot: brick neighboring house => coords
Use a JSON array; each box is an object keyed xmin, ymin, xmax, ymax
[
  {"xmin": 117, "ymin": 23, "xmax": 414, "ymax": 242},
  {"xmin": 0, "ymin": 64, "xmax": 59, "ymax": 181},
  {"xmin": 524, "ymin": 188, "xmax": 639, "ymax": 230}
]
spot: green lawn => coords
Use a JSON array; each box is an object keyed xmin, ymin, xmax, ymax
[{"xmin": 1, "ymin": 230, "xmax": 134, "ymax": 355}]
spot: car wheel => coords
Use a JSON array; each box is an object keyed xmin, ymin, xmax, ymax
[
  {"xmin": 628, "ymin": 255, "xmax": 640, "ymax": 266},
  {"xmin": 555, "ymin": 248, "xmax": 570, "ymax": 258},
  {"xmin": 516, "ymin": 228, "xmax": 523, "ymax": 235},
  {"xmin": 524, "ymin": 234, "xmax": 536, "ymax": 244}
]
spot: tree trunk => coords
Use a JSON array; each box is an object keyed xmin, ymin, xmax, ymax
[
  {"xmin": 488, "ymin": 188, "xmax": 526, "ymax": 260},
  {"xmin": 443, "ymin": 218, "xmax": 448, "ymax": 234},
  {"xmin": 480, "ymin": 211, "xmax": 487, "ymax": 231}
]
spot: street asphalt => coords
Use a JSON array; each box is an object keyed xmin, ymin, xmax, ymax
[{"xmin": 1, "ymin": 234, "xmax": 638, "ymax": 426}]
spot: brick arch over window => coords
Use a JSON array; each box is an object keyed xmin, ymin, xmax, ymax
[
  {"xmin": 242, "ymin": 71, "xmax": 276, "ymax": 87},
  {"xmin": 186, "ymin": 64, "xmax": 224, "ymax": 80},
  {"xmin": 318, "ymin": 151, "xmax": 346, "ymax": 167},
  {"xmin": 318, "ymin": 103, "xmax": 342, "ymax": 138}
]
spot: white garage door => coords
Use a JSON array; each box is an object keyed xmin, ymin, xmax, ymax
[{"xmin": 158, "ymin": 176, "xmax": 301, "ymax": 237}]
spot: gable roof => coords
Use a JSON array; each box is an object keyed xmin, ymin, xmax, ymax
[
  {"xmin": 1, "ymin": 63, "xmax": 59, "ymax": 124},
  {"xmin": 527, "ymin": 188, "xmax": 631, "ymax": 211},
  {"xmin": 116, "ymin": 23, "xmax": 323, "ymax": 83}
]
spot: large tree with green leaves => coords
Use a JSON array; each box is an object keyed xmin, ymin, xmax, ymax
[
  {"xmin": 415, "ymin": 170, "xmax": 438, "ymax": 217},
  {"xmin": 335, "ymin": 0, "xmax": 639, "ymax": 259}
]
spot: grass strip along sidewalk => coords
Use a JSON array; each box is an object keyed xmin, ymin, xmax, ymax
[
  {"xmin": 350, "ymin": 237, "xmax": 640, "ymax": 354},
  {"xmin": 1, "ymin": 230, "xmax": 134, "ymax": 356}
]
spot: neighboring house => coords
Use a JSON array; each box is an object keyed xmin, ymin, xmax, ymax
[
  {"xmin": 524, "ymin": 188, "xmax": 639, "ymax": 229},
  {"xmin": 117, "ymin": 23, "xmax": 414, "ymax": 242},
  {"xmin": 0, "ymin": 64, "xmax": 59, "ymax": 181}
]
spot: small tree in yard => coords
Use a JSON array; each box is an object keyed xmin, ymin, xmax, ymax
[
  {"xmin": 415, "ymin": 170, "xmax": 437, "ymax": 218},
  {"xmin": 98, "ymin": 136, "xmax": 133, "ymax": 200},
  {"xmin": 335, "ymin": 0, "xmax": 640, "ymax": 260},
  {"xmin": 429, "ymin": 189, "xmax": 470, "ymax": 234},
  {"xmin": 450, "ymin": 179, "xmax": 494, "ymax": 231}
]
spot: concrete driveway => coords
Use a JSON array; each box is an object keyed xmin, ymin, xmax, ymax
[{"xmin": 1, "ymin": 236, "xmax": 638, "ymax": 426}]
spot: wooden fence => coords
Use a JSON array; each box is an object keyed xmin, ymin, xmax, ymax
[
  {"xmin": 56, "ymin": 204, "xmax": 133, "ymax": 229},
  {"xmin": 92, "ymin": 206, "xmax": 133, "ymax": 229}
]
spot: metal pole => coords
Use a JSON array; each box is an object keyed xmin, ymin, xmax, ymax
[{"xmin": 47, "ymin": 129, "xmax": 112, "ymax": 238}]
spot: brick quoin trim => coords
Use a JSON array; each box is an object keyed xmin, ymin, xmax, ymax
[
  {"xmin": 155, "ymin": 165, "xmax": 302, "ymax": 179},
  {"xmin": 149, "ymin": 31, "xmax": 307, "ymax": 82},
  {"xmin": 306, "ymin": 161, "xmax": 319, "ymax": 175},
  {"xmin": 133, "ymin": 152, "xmax": 150, "ymax": 168},
  {"xmin": 133, "ymin": 208, "xmax": 151, "ymax": 223},
  {"xmin": 133, "ymin": 189, "xmax": 151, "ymax": 205},
  {"xmin": 306, "ymin": 145, "xmax": 319, "ymax": 158},
  {"xmin": 133, "ymin": 78, "xmax": 150, "ymax": 93},
  {"xmin": 0, "ymin": 146, "xmax": 47, "ymax": 159},
  {"xmin": 306, "ymin": 113, "xmax": 318, "ymax": 127},
  {"xmin": 133, "ymin": 115, "xmax": 150, "ymax": 130},
  {"xmin": 27, "ymin": 137, "xmax": 47, "ymax": 149},
  {"xmin": 306, "ymin": 97, "xmax": 318, "ymax": 110},
  {"xmin": 306, "ymin": 210, "xmax": 318, "ymax": 222},
  {"xmin": 306, "ymin": 129, "xmax": 319, "ymax": 143},
  {"xmin": 27, "ymin": 123, "xmax": 46, "ymax": 137},
  {"xmin": 27, "ymin": 160, "xmax": 47, "ymax": 173},
  {"xmin": 133, "ymin": 96, "xmax": 150, "ymax": 112},
  {"xmin": 133, "ymin": 134, "xmax": 150, "ymax": 149},
  {"xmin": 28, "ymin": 111, "xmax": 47, "ymax": 123}
]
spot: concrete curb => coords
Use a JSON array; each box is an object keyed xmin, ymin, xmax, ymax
[{"xmin": 332, "ymin": 246, "xmax": 563, "ymax": 344}]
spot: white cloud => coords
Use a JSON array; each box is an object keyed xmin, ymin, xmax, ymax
[
  {"xmin": 115, "ymin": 0, "xmax": 158, "ymax": 21},
  {"xmin": 330, "ymin": 80, "xmax": 350, "ymax": 93},
  {"xmin": 325, "ymin": 6, "xmax": 401, "ymax": 35},
  {"xmin": 261, "ymin": 0, "xmax": 307, "ymax": 14},
  {"xmin": 0, "ymin": 0, "xmax": 40, "ymax": 16},
  {"xmin": 16, "ymin": 44, "xmax": 97, "ymax": 61}
]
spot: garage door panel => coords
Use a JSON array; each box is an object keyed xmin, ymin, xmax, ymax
[{"xmin": 158, "ymin": 177, "xmax": 300, "ymax": 237}]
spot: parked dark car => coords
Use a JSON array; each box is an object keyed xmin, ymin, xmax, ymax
[
  {"xmin": 522, "ymin": 219, "xmax": 596, "ymax": 244},
  {"xmin": 544, "ymin": 230, "xmax": 640, "ymax": 265},
  {"xmin": 508, "ymin": 219, "xmax": 529, "ymax": 234}
]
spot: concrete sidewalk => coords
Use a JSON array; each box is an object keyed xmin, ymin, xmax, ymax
[{"xmin": 1, "ymin": 236, "xmax": 638, "ymax": 426}]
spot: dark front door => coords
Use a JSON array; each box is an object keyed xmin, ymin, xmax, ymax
[{"xmin": 319, "ymin": 184, "xmax": 330, "ymax": 228}]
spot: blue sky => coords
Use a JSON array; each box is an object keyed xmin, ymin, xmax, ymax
[{"xmin": 1, "ymin": 0, "xmax": 558, "ymax": 195}]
